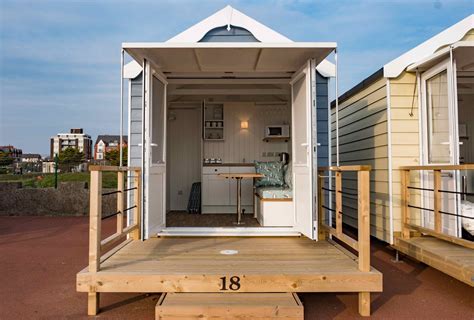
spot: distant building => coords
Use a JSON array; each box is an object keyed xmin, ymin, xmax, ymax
[
  {"xmin": 21, "ymin": 153, "xmax": 42, "ymax": 163},
  {"xmin": 94, "ymin": 135, "xmax": 128, "ymax": 160},
  {"xmin": 50, "ymin": 128, "xmax": 93, "ymax": 160},
  {"xmin": 42, "ymin": 161, "xmax": 55, "ymax": 173},
  {"xmin": 0, "ymin": 145, "xmax": 22, "ymax": 161}
]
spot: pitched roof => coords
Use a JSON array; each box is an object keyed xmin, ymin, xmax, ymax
[
  {"xmin": 95, "ymin": 135, "xmax": 128, "ymax": 145},
  {"xmin": 124, "ymin": 5, "xmax": 335, "ymax": 79},
  {"xmin": 384, "ymin": 14, "xmax": 474, "ymax": 78},
  {"xmin": 21, "ymin": 153, "xmax": 41, "ymax": 159}
]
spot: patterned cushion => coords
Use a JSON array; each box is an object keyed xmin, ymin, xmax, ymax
[
  {"xmin": 284, "ymin": 163, "xmax": 292, "ymax": 189},
  {"xmin": 254, "ymin": 161, "xmax": 285, "ymax": 187},
  {"xmin": 256, "ymin": 186, "xmax": 293, "ymax": 199}
]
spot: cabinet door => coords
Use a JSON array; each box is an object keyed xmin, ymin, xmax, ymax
[{"xmin": 203, "ymin": 174, "xmax": 230, "ymax": 206}]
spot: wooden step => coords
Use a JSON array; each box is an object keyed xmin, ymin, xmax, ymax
[{"xmin": 156, "ymin": 293, "xmax": 304, "ymax": 320}]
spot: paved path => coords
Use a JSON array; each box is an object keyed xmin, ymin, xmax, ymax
[{"xmin": 0, "ymin": 216, "xmax": 472, "ymax": 319}]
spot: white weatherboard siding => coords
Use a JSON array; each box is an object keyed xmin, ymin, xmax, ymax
[
  {"xmin": 331, "ymin": 77, "xmax": 391, "ymax": 242},
  {"xmin": 388, "ymin": 72, "xmax": 422, "ymax": 235},
  {"xmin": 203, "ymin": 102, "xmax": 291, "ymax": 163}
]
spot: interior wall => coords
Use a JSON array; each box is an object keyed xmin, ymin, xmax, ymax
[
  {"xmin": 458, "ymin": 87, "xmax": 474, "ymax": 164},
  {"xmin": 203, "ymin": 102, "xmax": 291, "ymax": 163},
  {"xmin": 166, "ymin": 106, "xmax": 202, "ymax": 211}
]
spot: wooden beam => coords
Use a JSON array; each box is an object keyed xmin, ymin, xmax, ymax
[
  {"xmin": 87, "ymin": 292, "xmax": 99, "ymax": 316},
  {"xmin": 433, "ymin": 170, "xmax": 442, "ymax": 233},
  {"xmin": 320, "ymin": 224, "xmax": 359, "ymax": 251},
  {"xmin": 89, "ymin": 165, "xmax": 141, "ymax": 172},
  {"xmin": 335, "ymin": 171, "xmax": 343, "ymax": 237},
  {"xmin": 116, "ymin": 171, "xmax": 124, "ymax": 234},
  {"xmin": 405, "ymin": 223, "xmax": 474, "ymax": 249},
  {"xmin": 399, "ymin": 164, "xmax": 474, "ymax": 171},
  {"xmin": 318, "ymin": 165, "xmax": 371, "ymax": 172},
  {"xmin": 131, "ymin": 170, "xmax": 141, "ymax": 240},
  {"xmin": 359, "ymin": 292, "xmax": 370, "ymax": 317},
  {"xmin": 358, "ymin": 170, "xmax": 370, "ymax": 273},
  {"xmin": 400, "ymin": 169, "xmax": 411, "ymax": 239},
  {"xmin": 89, "ymin": 170, "xmax": 102, "ymax": 273}
]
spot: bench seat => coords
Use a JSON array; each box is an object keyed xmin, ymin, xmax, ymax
[{"xmin": 256, "ymin": 186, "xmax": 293, "ymax": 199}]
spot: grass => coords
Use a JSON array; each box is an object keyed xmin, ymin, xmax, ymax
[{"xmin": 0, "ymin": 172, "xmax": 118, "ymax": 189}]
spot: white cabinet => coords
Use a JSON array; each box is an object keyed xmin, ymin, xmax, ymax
[
  {"xmin": 202, "ymin": 166, "xmax": 255, "ymax": 214},
  {"xmin": 202, "ymin": 174, "xmax": 230, "ymax": 206}
]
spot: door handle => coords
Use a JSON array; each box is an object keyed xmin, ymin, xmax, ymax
[
  {"xmin": 150, "ymin": 143, "xmax": 158, "ymax": 147},
  {"xmin": 301, "ymin": 143, "xmax": 309, "ymax": 147}
]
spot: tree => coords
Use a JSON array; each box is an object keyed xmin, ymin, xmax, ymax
[
  {"xmin": 105, "ymin": 147, "xmax": 128, "ymax": 166},
  {"xmin": 0, "ymin": 151, "xmax": 14, "ymax": 167},
  {"xmin": 58, "ymin": 147, "xmax": 85, "ymax": 172}
]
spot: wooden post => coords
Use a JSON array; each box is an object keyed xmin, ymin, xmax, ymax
[
  {"xmin": 335, "ymin": 171, "xmax": 342, "ymax": 236},
  {"xmin": 131, "ymin": 169, "xmax": 141, "ymax": 240},
  {"xmin": 401, "ymin": 169, "xmax": 411, "ymax": 239},
  {"xmin": 88, "ymin": 170, "xmax": 102, "ymax": 315},
  {"xmin": 318, "ymin": 172, "xmax": 326, "ymax": 240},
  {"xmin": 89, "ymin": 170, "xmax": 102, "ymax": 272},
  {"xmin": 357, "ymin": 170, "xmax": 370, "ymax": 317},
  {"xmin": 116, "ymin": 171, "xmax": 124, "ymax": 234},
  {"xmin": 433, "ymin": 170, "xmax": 442, "ymax": 233}
]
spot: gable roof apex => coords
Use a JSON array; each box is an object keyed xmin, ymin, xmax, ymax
[{"xmin": 166, "ymin": 5, "xmax": 291, "ymax": 43}]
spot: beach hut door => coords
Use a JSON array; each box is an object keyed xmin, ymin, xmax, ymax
[
  {"xmin": 291, "ymin": 60, "xmax": 317, "ymax": 240},
  {"xmin": 144, "ymin": 69, "xmax": 167, "ymax": 238}
]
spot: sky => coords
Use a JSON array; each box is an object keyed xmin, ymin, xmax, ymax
[{"xmin": 0, "ymin": 0, "xmax": 473, "ymax": 155}]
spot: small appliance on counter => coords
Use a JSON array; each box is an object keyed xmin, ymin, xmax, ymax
[
  {"xmin": 279, "ymin": 152, "xmax": 289, "ymax": 165},
  {"xmin": 204, "ymin": 158, "xmax": 223, "ymax": 164}
]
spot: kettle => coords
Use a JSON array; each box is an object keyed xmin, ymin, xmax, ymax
[{"xmin": 279, "ymin": 152, "xmax": 289, "ymax": 164}]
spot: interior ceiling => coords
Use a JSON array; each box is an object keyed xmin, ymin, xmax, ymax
[{"xmin": 125, "ymin": 46, "xmax": 333, "ymax": 74}]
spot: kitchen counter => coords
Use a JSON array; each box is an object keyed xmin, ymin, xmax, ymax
[{"xmin": 203, "ymin": 163, "xmax": 255, "ymax": 167}]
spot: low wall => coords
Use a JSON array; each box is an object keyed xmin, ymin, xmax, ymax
[{"xmin": 0, "ymin": 182, "xmax": 117, "ymax": 217}]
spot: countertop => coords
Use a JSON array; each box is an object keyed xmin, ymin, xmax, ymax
[{"xmin": 203, "ymin": 163, "xmax": 255, "ymax": 167}]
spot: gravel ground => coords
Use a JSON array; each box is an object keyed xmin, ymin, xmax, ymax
[{"xmin": 0, "ymin": 216, "xmax": 472, "ymax": 319}]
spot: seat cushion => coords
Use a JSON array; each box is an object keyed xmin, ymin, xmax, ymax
[
  {"xmin": 254, "ymin": 161, "xmax": 285, "ymax": 187},
  {"xmin": 257, "ymin": 186, "xmax": 293, "ymax": 199}
]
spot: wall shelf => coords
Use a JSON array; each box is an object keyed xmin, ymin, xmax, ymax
[{"xmin": 263, "ymin": 137, "xmax": 290, "ymax": 143}]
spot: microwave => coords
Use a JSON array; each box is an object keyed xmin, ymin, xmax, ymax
[{"xmin": 265, "ymin": 125, "xmax": 290, "ymax": 138}]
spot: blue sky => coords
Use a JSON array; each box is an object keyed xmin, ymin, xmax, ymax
[{"xmin": 0, "ymin": 0, "xmax": 473, "ymax": 155}]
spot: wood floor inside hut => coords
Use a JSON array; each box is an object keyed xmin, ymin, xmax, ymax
[{"xmin": 166, "ymin": 211, "xmax": 261, "ymax": 227}]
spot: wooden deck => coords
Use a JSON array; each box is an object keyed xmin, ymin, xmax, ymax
[
  {"xmin": 394, "ymin": 236, "xmax": 474, "ymax": 287},
  {"xmin": 77, "ymin": 237, "xmax": 382, "ymax": 293}
]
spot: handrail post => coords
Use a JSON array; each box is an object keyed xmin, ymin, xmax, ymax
[
  {"xmin": 318, "ymin": 172, "xmax": 326, "ymax": 239},
  {"xmin": 357, "ymin": 169, "xmax": 370, "ymax": 316},
  {"xmin": 88, "ymin": 169, "xmax": 102, "ymax": 315},
  {"xmin": 131, "ymin": 169, "xmax": 141, "ymax": 240},
  {"xmin": 335, "ymin": 171, "xmax": 342, "ymax": 236},
  {"xmin": 116, "ymin": 171, "xmax": 124, "ymax": 234},
  {"xmin": 433, "ymin": 169, "xmax": 442, "ymax": 233},
  {"xmin": 401, "ymin": 169, "xmax": 411, "ymax": 239}
]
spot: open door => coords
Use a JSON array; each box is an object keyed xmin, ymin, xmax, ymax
[
  {"xmin": 291, "ymin": 59, "xmax": 317, "ymax": 240},
  {"xmin": 420, "ymin": 59, "xmax": 459, "ymax": 237},
  {"xmin": 143, "ymin": 61, "xmax": 167, "ymax": 238}
]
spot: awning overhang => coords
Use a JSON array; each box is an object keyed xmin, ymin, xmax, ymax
[
  {"xmin": 407, "ymin": 41, "xmax": 474, "ymax": 72},
  {"xmin": 123, "ymin": 42, "xmax": 336, "ymax": 74}
]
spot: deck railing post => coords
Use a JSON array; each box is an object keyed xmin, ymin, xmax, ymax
[
  {"xmin": 88, "ymin": 169, "xmax": 102, "ymax": 315},
  {"xmin": 335, "ymin": 170, "xmax": 342, "ymax": 235},
  {"xmin": 401, "ymin": 169, "xmax": 411, "ymax": 239},
  {"xmin": 433, "ymin": 169, "xmax": 442, "ymax": 233},
  {"xmin": 131, "ymin": 169, "xmax": 141, "ymax": 240},
  {"xmin": 357, "ymin": 169, "xmax": 370, "ymax": 317},
  {"xmin": 116, "ymin": 171, "xmax": 124, "ymax": 234},
  {"xmin": 318, "ymin": 172, "xmax": 326, "ymax": 239}
]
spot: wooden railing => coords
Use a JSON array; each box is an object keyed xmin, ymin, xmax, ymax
[
  {"xmin": 88, "ymin": 165, "xmax": 142, "ymax": 273},
  {"xmin": 317, "ymin": 165, "xmax": 371, "ymax": 272},
  {"xmin": 400, "ymin": 165, "xmax": 474, "ymax": 249}
]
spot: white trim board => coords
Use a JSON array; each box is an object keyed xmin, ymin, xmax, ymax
[{"xmin": 157, "ymin": 227, "xmax": 302, "ymax": 237}]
